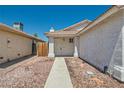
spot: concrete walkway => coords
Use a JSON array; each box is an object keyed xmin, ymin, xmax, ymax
[{"xmin": 44, "ymin": 57, "xmax": 73, "ymax": 88}]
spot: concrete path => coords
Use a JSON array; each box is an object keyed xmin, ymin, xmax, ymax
[{"xmin": 44, "ymin": 57, "xmax": 73, "ymax": 88}]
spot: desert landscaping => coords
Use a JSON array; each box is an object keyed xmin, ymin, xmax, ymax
[
  {"xmin": 0, "ymin": 5, "xmax": 124, "ymax": 88},
  {"xmin": 65, "ymin": 58, "xmax": 124, "ymax": 88},
  {"xmin": 0, "ymin": 56, "xmax": 124, "ymax": 88},
  {"xmin": 0, "ymin": 56, "xmax": 54, "ymax": 88}
]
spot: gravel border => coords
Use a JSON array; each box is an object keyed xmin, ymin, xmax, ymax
[
  {"xmin": 0, "ymin": 57, "xmax": 54, "ymax": 88},
  {"xmin": 65, "ymin": 57, "xmax": 124, "ymax": 88}
]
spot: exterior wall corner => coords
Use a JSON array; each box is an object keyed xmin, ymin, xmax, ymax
[
  {"xmin": 74, "ymin": 37, "xmax": 79, "ymax": 57},
  {"xmin": 48, "ymin": 37, "xmax": 55, "ymax": 57}
]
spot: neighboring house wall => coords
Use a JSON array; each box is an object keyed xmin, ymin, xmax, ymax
[
  {"xmin": 0, "ymin": 30, "xmax": 32, "ymax": 64},
  {"xmin": 54, "ymin": 37, "xmax": 74, "ymax": 56},
  {"xmin": 79, "ymin": 10, "xmax": 123, "ymax": 71}
]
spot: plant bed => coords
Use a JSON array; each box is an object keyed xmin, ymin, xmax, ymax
[{"xmin": 65, "ymin": 58, "xmax": 124, "ymax": 88}]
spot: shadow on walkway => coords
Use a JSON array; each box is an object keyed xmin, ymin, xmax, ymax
[{"xmin": 0, "ymin": 55, "xmax": 35, "ymax": 69}]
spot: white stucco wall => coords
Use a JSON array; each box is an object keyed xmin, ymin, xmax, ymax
[
  {"xmin": 0, "ymin": 30, "xmax": 33, "ymax": 64},
  {"xmin": 108, "ymin": 31, "xmax": 123, "ymax": 81},
  {"xmin": 48, "ymin": 37, "xmax": 55, "ymax": 57},
  {"xmin": 54, "ymin": 37, "xmax": 74, "ymax": 56},
  {"xmin": 79, "ymin": 10, "xmax": 123, "ymax": 71}
]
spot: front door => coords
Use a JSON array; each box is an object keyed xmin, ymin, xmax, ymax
[{"xmin": 32, "ymin": 40, "xmax": 37, "ymax": 55}]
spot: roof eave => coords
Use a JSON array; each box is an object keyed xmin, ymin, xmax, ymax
[
  {"xmin": 76, "ymin": 5, "xmax": 121, "ymax": 36},
  {"xmin": 63, "ymin": 19, "xmax": 91, "ymax": 31},
  {"xmin": 0, "ymin": 23, "xmax": 44, "ymax": 42},
  {"xmin": 45, "ymin": 33, "xmax": 76, "ymax": 37}
]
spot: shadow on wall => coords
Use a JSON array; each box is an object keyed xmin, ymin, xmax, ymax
[{"xmin": 0, "ymin": 55, "xmax": 35, "ymax": 69}]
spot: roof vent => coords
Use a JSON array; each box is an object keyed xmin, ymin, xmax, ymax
[
  {"xmin": 50, "ymin": 27, "xmax": 54, "ymax": 32},
  {"xmin": 13, "ymin": 22, "xmax": 23, "ymax": 31}
]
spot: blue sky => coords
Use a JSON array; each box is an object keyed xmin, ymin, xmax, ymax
[{"xmin": 0, "ymin": 5, "xmax": 112, "ymax": 41}]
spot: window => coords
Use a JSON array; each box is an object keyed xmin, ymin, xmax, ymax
[{"xmin": 69, "ymin": 38, "xmax": 73, "ymax": 43}]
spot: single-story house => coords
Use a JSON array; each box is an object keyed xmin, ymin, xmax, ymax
[
  {"xmin": 0, "ymin": 22, "xmax": 44, "ymax": 64},
  {"xmin": 45, "ymin": 5, "xmax": 124, "ymax": 82}
]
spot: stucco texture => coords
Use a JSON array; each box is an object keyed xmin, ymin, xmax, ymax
[
  {"xmin": 54, "ymin": 38, "xmax": 74, "ymax": 56},
  {"xmin": 79, "ymin": 10, "xmax": 123, "ymax": 71},
  {"xmin": 0, "ymin": 30, "xmax": 32, "ymax": 64}
]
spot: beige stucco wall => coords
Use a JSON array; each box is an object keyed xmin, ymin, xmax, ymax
[
  {"xmin": 0, "ymin": 30, "xmax": 32, "ymax": 64},
  {"xmin": 65, "ymin": 21, "xmax": 89, "ymax": 31},
  {"xmin": 79, "ymin": 10, "xmax": 123, "ymax": 71},
  {"xmin": 54, "ymin": 37, "xmax": 74, "ymax": 56}
]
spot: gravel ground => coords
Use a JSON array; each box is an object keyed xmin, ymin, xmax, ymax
[
  {"xmin": 65, "ymin": 58, "xmax": 124, "ymax": 88},
  {"xmin": 0, "ymin": 57, "xmax": 54, "ymax": 88}
]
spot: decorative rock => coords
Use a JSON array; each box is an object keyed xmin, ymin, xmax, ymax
[
  {"xmin": 86, "ymin": 71, "xmax": 94, "ymax": 75},
  {"xmin": 85, "ymin": 71, "xmax": 95, "ymax": 78}
]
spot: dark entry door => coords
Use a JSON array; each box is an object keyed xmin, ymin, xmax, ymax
[{"xmin": 32, "ymin": 40, "xmax": 37, "ymax": 55}]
